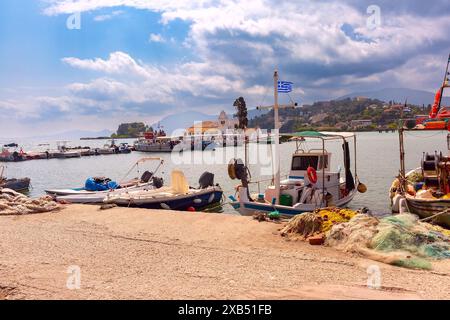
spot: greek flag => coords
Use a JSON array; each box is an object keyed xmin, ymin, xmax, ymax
[{"xmin": 277, "ymin": 81, "xmax": 293, "ymax": 93}]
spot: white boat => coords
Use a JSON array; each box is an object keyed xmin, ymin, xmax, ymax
[
  {"xmin": 51, "ymin": 141, "xmax": 82, "ymax": 158},
  {"xmin": 46, "ymin": 157, "xmax": 165, "ymax": 203},
  {"xmin": 228, "ymin": 70, "xmax": 364, "ymax": 217},
  {"xmin": 229, "ymin": 131, "xmax": 362, "ymax": 216}
]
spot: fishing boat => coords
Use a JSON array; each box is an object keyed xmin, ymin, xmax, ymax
[
  {"xmin": 229, "ymin": 131, "xmax": 363, "ymax": 216},
  {"xmin": 228, "ymin": 70, "xmax": 364, "ymax": 217},
  {"xmin": 0, "ymin": 166, "xmax": 30, "ymax": 192},
  {"xmin": 104, "ymin": 170, "xmax": 223, "ymax": 211},
  {"xmin": 390, "ymin": 127, "xmax": 450, "ymax": 228},
  {"xmin": 135, "ymin": 136, "xmax": 180, "ymax": 153},
  {"xmin": 46, "ymin": 157, "xmax": 164, "ymax": 203}
]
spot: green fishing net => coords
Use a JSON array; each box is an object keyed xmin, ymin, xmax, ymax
[{"xmin": 326, "ymin": 213, "xmax": 450, "ymax": 270}]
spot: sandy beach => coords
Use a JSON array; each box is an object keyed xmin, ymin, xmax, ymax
[{"xmin": 0, "ymin": 204, "xmax": 449, "ymax": 300}]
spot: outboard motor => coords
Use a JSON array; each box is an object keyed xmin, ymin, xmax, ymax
[
  {"xmin": 199, "ymin": 172, "xmax": 215, "ymax": 189},
  {"xmin": 152, "ymin": 176, "xmax": 164, "ymax": 189},
  {"xmin": 141, "ymin": 171, "xmax": 153, "ymax": 183}
]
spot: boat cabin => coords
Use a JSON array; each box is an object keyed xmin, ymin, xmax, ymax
[{"xmin": 262, "ymin": 132, "xmax": 356, "ymax": 208}]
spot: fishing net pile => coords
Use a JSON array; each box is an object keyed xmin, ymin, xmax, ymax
[
  {"xmin": 326, "ymin": 213, "xmax": 450, "ymax": 270},
  {"xmin": 281, "ymin": 208, "xmax": 450, "ymax": 270},
  {"xmin": 0, "ymin": 188, "xmax": 60, "ymax": 215},
  {"xmin": 281, "ymin": 207, "xmax": 358, "ymax": 239}
]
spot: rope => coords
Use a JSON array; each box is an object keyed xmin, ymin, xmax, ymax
[{"xmin": 419, "ymin": 208, "xmax": 450, "ymax": 222}]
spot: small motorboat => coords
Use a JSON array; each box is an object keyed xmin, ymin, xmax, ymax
[
  {"xmin": 0, "ymin": 166, "xmax": 30, "ymax": 192},
  {"xmin": 104, "ymin": 170, "xmax": 223, "ymax": 211},
  {"xmin": 51, "ymin": 141, "xmax": 81, "ymax": 159},
  {"xmin": 117, "ymin": 143, "xmax": 132, "ymax": 154},
  {"xmin": 46, "ymin": 157, "xmax": 165, "ymax": 204}
]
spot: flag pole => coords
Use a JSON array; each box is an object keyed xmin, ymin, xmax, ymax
[{"xmin": 273, "ymin": 70, "xmax": 281, "ymax": 204}]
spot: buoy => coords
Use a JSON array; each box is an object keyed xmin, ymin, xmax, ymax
[
  {"xmin": 357, "ymin": 182, "xmax": 367, "ymax": 193},
  {"xmin": 208, "ymin": 193, "xmax": 215, "ymax": 203},
  {"xmin": 187, "ymin": 206, "xmax": 196, "ymax": 212}
]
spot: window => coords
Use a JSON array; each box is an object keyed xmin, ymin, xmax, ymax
[{"xmin": 291, "ymin": 155, "xmax": 328, "ymax": 170}]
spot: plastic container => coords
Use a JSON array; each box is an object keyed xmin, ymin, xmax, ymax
[{"xmin": 280, "ymin": 194, "xmax": 293, "ymax": 206}]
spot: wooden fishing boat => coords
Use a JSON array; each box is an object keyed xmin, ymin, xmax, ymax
[
  {"xmin": 391, "ymin": 167, "xmax": 450, "ymax": 228},
  {"xmin": 0, "ymin": 166, "xmax": 30, "ymax": 192}
]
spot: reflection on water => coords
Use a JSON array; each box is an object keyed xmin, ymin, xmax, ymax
[{"xmin": 1, "ymin": 131, "xmax": 448, "ymax": 213}]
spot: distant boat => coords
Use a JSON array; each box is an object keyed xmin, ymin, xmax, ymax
[
  {"xmin": 3, "ymin": 143, "xmax": 18, "ymax": 148},
  {"xmin": 0, "ymin": 166, "xmax": 30, "ymax": 192},
  {"xmin": 0, "ymin": 147, "xmax": 27, "ymax": 162},
  {"xmin": 134, "ymin": 135, "xmax": 179, "ymax": 153},
  {"xmin": 50, "ymin": 141, "xmax": 82, "ymax": 159}
]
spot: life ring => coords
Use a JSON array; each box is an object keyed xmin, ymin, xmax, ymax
[{"xmin": 307, "ymin": 166, "xmax": 318, "ymax": 184}]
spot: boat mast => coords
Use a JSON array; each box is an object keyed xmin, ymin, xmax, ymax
[
  {"xmin": 273, "ymin": 70, "xmax": 281, "ymax": 204},
  {"xmin": 399, "ymin": 127, "xmax": 406, "ymax": 193}
]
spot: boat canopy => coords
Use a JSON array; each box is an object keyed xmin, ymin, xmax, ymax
[{"xmin": 285, "ymin": 131, "xmax": 355, "ymax": 140}]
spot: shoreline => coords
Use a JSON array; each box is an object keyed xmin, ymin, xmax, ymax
[{"xmin": 0, "ymin": 204, "xmax": 449, "ymax": 300}]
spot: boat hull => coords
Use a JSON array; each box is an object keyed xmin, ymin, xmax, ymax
[
  {"xmin": 0, "ymin": 178, "xmax": 31, "ymax": 192},
  {"xmin": 106, "ymin": 188, "xmax": 223, "ymax": 211},
  {"xmin": 231, "ymin": 190, "xmax": 356, "ymax": 217},
  {"xmin": 405, "ymin": 196, "xmax": 450, "ymax": 228}
]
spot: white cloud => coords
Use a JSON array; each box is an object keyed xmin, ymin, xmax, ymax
[
  {"xmin": 2, "ymin": 0, "xmax": 447, "ymax": 136},
  {"xmin": 149, "ymin": 33, "xmax": 165, "ymax": 43},
  {"xmin": 94, "ymin": 10, "xmax": 124, "ymax": 21}
]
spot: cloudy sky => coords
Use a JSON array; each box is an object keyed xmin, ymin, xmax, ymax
[{"xmin": 1, "ymin": 0, "xmax": 450, "ymax": 137}]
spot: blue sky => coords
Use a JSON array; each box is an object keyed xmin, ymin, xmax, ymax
[{"xmin": 1, "ymin": 0, "xmax": 450, "ymax": 137}]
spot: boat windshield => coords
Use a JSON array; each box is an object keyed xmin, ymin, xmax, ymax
[{"xmin": 291, "ymin": 155, "xmax": 328, "ymax": 171}]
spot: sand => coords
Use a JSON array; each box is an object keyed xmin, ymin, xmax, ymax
[{"xmin": 0, "ymin": 204, "xmax": 449, "ymax": 300}]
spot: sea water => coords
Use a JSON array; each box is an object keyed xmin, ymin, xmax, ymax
[{"xmin": 1, "ymin": 131, "xmax": 448, "ymax": 214}]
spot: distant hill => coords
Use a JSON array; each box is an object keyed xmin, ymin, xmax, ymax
[
  {"xmin": 153, "ymin": 109, "xmax": 268, "ymax": 133},
  {"xmin": 338, "ymin": 88, "xmax": 450, "ymax": 106}
]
